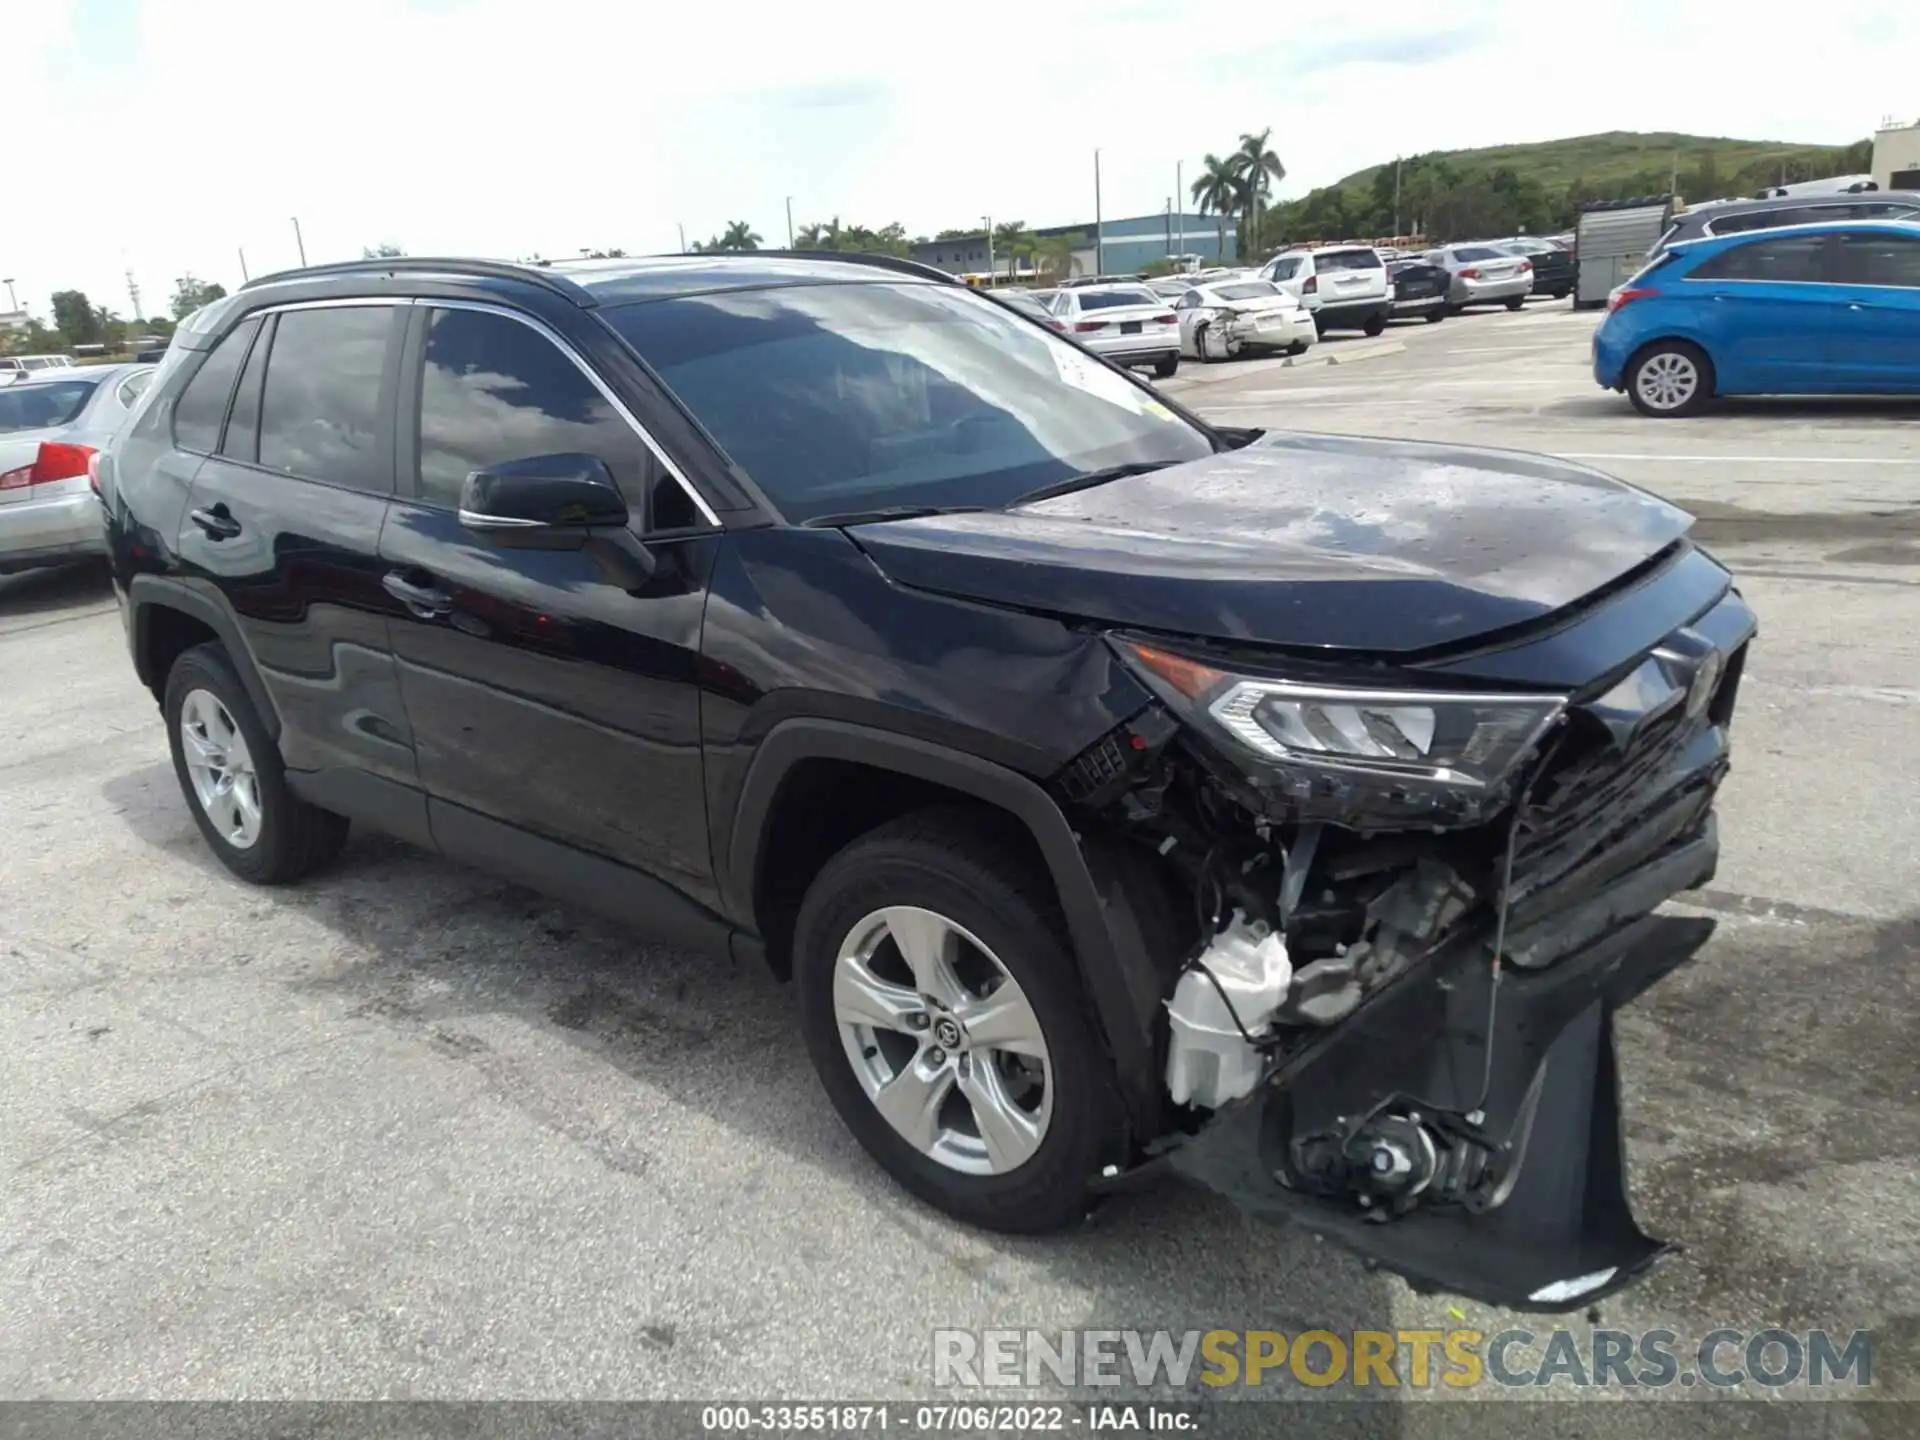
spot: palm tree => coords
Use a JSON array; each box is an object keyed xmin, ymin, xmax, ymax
[
  {"xmin": 1032, "ymin": 233, "xmax": 1081, "ymax": 281},
  {"xmin": 1189, "ymin": 154, "xmax": 1238, "ymax": 260},
  {"xmin": 718, "ymin": 221, "xmax": 762, "ymax": 252},
  {"xmin": 993, "ymin": 220, "xmax": 1037, "ymax": 280},
  {"xmin": 794, "ymin": 217, "xmax": 843, "ymax": 250},
  {"xmin": 1232, "ymin": 129, "xmax": 1285, "ymax": 252}
]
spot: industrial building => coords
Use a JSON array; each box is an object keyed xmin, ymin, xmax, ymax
[
  {"xmin": 910, "ymin": 212, "xmax": 1237, "ymax": 281},
  {"xmin": 1872, "ymin": 116, "xmax": 1920, "ymax": 191}
]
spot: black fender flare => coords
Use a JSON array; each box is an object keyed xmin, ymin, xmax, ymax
[
  {"xmin": 728, "ymin": 718, "xmax": 1169, "ymax": 1140},
  {"xmin": 127, "ymin": 574, "xmax": 281, "ymax": 741}
]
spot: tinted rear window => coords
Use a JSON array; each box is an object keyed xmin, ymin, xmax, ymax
[
  {"xmin": 1213, "ymin": 281, "xmax": 1280, "ymax": 300},
  {"xmin": 1450, "ymin": 247, "xmax": 1507, "ymax": 262},
  {"xmin": 1314, "ymin": 250, "xmax": 1383, "ymax": 272},
  {"xmin": 1078, "ymin": 289, "xmax": 1159, "ymax": 309},
  {"xmin": 0, "ymin": 379, "xmax": 98, "ymax": 432}
]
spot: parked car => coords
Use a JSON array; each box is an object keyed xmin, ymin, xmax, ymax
[
  {"xmin": 101, "ymin": 252, "xmax": 1755, "ymax": 1313},
  {"xmin": 1423, "ymin": 244, "xmax": 1534, "ymax": 311},
  {"xmin": 1593, "ymin": 220, "xmax": 1920, "ymax": 416},
  {"xmin": 1651, "ymin": 193, "xmax": 1920, "ymax": 258},
  {"xmin": 1257, "ymin": 246, "xmax": 1393, "ymax": 335},
  {"xmin": 1172, "ymin": 278, "xmax": 1315, "ymax": 361},
  {"xmin": 0, "ymin": 363, "xmax": 154, "ymax": 575},
  {"xmin": 0, "ymin": 354, "xmax": 79, "ymax": 379},
  {"xmin": 1046, "ymin": 283, "xmax": 1181, "ymax": 376},
  {"xmin": 1492, "ymin": 237, "xmax": 1576, "ymax": 299},
  {"xmin": 1384, "ymin": 257, "xmax": 1451, "ymax": 322},
  {"xmin": 993, "ymin": 289, "xmax": 1064, "ymax": 330}
]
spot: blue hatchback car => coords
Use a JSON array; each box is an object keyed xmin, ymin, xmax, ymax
[{"xmin": 1592, "ymin": 219, "xmax": 1920, "ymax": 416}]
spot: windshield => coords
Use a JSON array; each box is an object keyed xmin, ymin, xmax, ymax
[
  {"xmin": 1213, "ymin": 281, "xmax": 1281, "ymax": 300},
  {"xmin": 604, "ymin": 281, "xmax": 1212, "ymax": 522},
  {"xmin": 0, "ymin": 378, "xmax": 99, "ymax": 433}
]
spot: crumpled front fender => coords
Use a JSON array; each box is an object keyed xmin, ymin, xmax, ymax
[{"xmin": 1167, "ymin": 911, "xmax": 1716, "ymax": 1312}]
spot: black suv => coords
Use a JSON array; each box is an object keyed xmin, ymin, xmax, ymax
[{"xmin": 102, "ymin": 254, "xmax": 1754, "ymax": 1311}]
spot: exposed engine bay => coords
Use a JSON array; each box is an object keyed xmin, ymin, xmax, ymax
[{"xmin": 1054, "ymin": 589, "xmax": 1756, "ymax": 1310}]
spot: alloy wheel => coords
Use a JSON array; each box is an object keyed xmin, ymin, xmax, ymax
[
  {"xmin": 832, "ymin": 905, "xmax": 1053, "ymax": 1176},
  {"xmin": 1636, "ymin": 351, "xmax": 1699, "ymax": 411},
  {"xmin": 178, "ymin": 688, "xmax": 263, "ymax": 849}
]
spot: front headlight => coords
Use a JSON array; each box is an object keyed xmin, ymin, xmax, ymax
[{"xmin": 1119, "ymin": 641, "xmax": 1565, "ymax": 790}]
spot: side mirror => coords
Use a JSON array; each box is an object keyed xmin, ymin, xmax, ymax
[{"xmin": 458, "ymin": 453, "xmax": 629, "ymax": 547}]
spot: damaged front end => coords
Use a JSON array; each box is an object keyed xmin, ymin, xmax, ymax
[{"xmin": 1056, "ymin": 584, "xmax": 1757, "ymax": 1312}]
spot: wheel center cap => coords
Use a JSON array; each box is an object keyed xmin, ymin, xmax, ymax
[{"xmin": 932, "ymin": 1017, "xmax": 965, "ymax": 1051}]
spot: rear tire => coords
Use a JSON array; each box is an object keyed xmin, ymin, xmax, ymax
[
  {"xmin": 1626, "ymin": 340, "xmax": 1714, "ymax": 418},
  {"xmin": 1505, "ymin": 296, "xmax": 1525, "ymax": 311},
  {"xmin": 793, "ymin": 809, "xmax": 1122, "ymax": 1233},
  {"xmin": 1552, "ymin": 288, "xmax": 1571, "ymax": 300},
  {"xmin": 164, "ymin": 643, "xmax": 349, "ymax": 884},
  {"xmin": 1424, "ymin": 310, "xmax": 1446, "ymax": 324},
  {"xmin": 1194, "ymin": 323, "xmax": 1220, "ymax": 364},
  {"xmin": 1153, "ymin": 355, "xmax": 1178, "ymax": 379},
  {"xmin": 1362, "ymin": 314, "xmax": 1387, "ymax": 337}
]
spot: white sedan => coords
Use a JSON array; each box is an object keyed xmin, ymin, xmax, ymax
[{"xmin": 1172, "ymin": 279, "xmax": 1317, "ymax": 362}]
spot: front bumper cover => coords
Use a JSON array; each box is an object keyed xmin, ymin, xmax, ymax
[{"xmin": 1168, "ymin": 906, "xmax": 1715, "ymax": 1312}]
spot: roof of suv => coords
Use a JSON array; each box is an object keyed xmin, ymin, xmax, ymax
[{"xmin": 240, "ymin": 251, "xmax": 961, "ymax": 308}]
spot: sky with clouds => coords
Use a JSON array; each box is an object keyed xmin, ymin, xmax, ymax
[{"xmin": 8, "ymin": 0, "xmax": 1917, "ymax": 320}]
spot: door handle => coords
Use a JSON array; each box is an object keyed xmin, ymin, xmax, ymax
[
  {"xmin": 382, "ymin": 570, "xmax": 453, "ymax": 618},
  {"xmin": 188, "ymin": 505, "xmax": 242, "ymax": 540}
]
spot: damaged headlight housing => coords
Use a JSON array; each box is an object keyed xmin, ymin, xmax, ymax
[{"xmin": 1120, "ymin": 641, "xmax": 1565, "ymax": 789}]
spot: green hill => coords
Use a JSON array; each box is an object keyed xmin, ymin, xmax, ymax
[{"xmin": 1264, "ymin": 130, "xmax": 1874, "ymax": 247}]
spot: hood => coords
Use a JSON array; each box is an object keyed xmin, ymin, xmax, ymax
[{"xmin": 846, "ymin": 433, "xmax": 1694, "ymax": 655}]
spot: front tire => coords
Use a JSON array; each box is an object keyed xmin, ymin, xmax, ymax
[
  {"xmin": 164, "ymin": 643, "xmax": 348, "ymax": 884},
  {"xmin": 1626, "ymin": 340, "xmax": 1714, "ymax": 418},
  {"xmin": 794, "ymin": 809, "xmax": 1121, "ymax": 1233},
  {"xmin": 1424, "ymin": 309, "xmax": 1446, "ymax": 323}
]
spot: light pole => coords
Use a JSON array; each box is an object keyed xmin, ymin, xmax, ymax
[
  {"xmin": 786, "ymin": 197, "xmax": 795, "ymax": 249},
  {"xmin": 982, "ymin": 214, "xmax": 993, "ymax": 283},
  {"xmin": 291, "ymin": 216, "xmax": 307, "ymax": 267},
  {"xmin": 2, "ymin": 278, "xmax": 17, "ymax": 314},
  {"xmin": 238, "ymin": 247, "xmax": 249, "ymax": 282},
  {"xmin": 1094, "ymin": 149, "xmax": 1104, "ymax": 278},
  {"xmin": 677, "ymin": 223, "xmax": 687, "ymax": 253}
]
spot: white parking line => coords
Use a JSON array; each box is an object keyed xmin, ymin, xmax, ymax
[{"xmin": 1552, "ymin": 453, "xmax": 1920, "ymax": 465}]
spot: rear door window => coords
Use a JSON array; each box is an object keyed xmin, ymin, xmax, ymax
[
  {"xmin": 257, "ymin": 306, "xmax": 396, "ymax": 492},
  {"xmin": 1689, "ymin": 234, "xmax": 1830, "ymax": 283},
  {"xmin": 171, "ymin": 317, "xmax": 260, "ymax": 454},
  {"xmin": 222, "ymin": 317, "xmax": 272, "ymax": 463}
]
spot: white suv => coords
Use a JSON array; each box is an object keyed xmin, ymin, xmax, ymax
[{"xmin": 1257, "ymin": 247, "xmax": 1392, "ymax": 336}]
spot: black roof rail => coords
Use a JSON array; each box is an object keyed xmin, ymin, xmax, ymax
[
  {"xmin": 240, "ymin": 256, "xmax": 596, "ymax": 304},
  {"xmin": 767, "ymin": 249, "xmax": 962, "ymax": 285}
]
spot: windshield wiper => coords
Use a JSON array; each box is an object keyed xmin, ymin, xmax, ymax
[
  {"xmin": 1011, "ymin": 460, "xmax": 1179, "ymax": 507},
  {"xmin": 802, "ymin": 504, "xmax": 989, "ymax": 529}
]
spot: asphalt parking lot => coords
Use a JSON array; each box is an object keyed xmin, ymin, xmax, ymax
[{"xmin": 3, "ymin": 301, "xmax": 1916, "ymax": 1429}]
